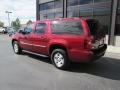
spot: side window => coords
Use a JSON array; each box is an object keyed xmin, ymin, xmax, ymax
[
  {"xmin": 51, "ymin": 21, "xmax": 84, "ymax": 35},
  {"xmin": 35, "ymin": 23, "xmax": 46, "ymax": 34},
  {"xmin": 24, "ymin": 24, "xmax": 33, "ymax": 34}
]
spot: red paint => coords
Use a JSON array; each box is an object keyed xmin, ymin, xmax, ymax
[{"xmin": 12, "ymin": 18, "xmax": 107, "ymax": 62}]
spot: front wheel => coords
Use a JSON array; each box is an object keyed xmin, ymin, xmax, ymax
[
  {"xmin": 51, "ymin": 49, "xmax": 70, "ymax": 70},
  {"xmin": 13, "ymin": 41, "xmax": 22, "ymax": 54}
]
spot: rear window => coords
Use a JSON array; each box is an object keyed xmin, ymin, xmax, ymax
[{"xmin": 51, "ymin": 21, "xmax": 84, "ymax": 35}]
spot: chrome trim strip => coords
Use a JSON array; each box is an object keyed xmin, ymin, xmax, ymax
[
  {"xmin": 20, "ymin": 42, "xmax": 32, "ymax": 46},
  {"xmin": 20, "ymin": 41, "xmax": 46, "ymax": 48},
  {"xmin": 32, "ymin": 44, "xmax": 46, "ymax": 48}
]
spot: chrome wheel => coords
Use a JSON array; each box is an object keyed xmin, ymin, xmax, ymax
[
  {"xmin": 14, "ymin": 43, "xmax": 19, "ymax": 53},
  {"xmin": 54, "ymin": 52, "xmax": 64, "ymax": 68}
]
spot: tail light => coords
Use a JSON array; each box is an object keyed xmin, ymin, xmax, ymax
[{"xmin": 84, "ymin": 38, "xmax": 92, "ymax": 49}]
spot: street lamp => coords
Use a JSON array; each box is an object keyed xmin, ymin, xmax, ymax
[{"xmin": 5, "ymin": 11, "xmax": 12, "ymax": 27}]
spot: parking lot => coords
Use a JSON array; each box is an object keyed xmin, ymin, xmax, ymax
[{"xmin": 0, "ymin": 34, "xmax": 120, "ymax": 90}]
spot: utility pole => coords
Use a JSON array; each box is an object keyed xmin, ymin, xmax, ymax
[{"xmin": 5, "ymin": 11, "xmax": 12, "ymax": 27}]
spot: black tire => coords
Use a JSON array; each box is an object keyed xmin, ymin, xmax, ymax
[
  {"xmin": 51, "ymin": 49, "xmax": 70, "ymax": 70},
  {"xmin": 13, "ymin": 41, "xmax": 22, "ymax": 54}
]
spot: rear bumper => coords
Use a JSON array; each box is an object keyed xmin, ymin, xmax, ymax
[
  {"xmin": 91, "ymin": 44, "xmax": 107, "ymax": 61},
  {"xmin": 69, "ymin": 44, "xmax": 107, "ymax": 62}
]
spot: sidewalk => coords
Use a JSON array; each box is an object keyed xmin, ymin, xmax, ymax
[{"xmin": 106, "ymin": 45, "xmax": 120, "ymax": 54}]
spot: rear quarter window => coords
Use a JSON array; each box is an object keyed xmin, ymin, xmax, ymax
[{"xmin": 51, "ymin": 21, "xmax": 84, "ymax": 35}]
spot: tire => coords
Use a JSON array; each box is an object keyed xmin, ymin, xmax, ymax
[
  {"xmin": 13, "ymin": 41, "xmax": 22, "ymax": 54},
  {"xmin": 51, "ymin": 49, "xmax": 70, "ymax": 70}
]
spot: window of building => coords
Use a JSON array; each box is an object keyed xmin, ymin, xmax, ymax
[
  {"xmin": 79, "ymin": 5, "xmax": 93, "ymax": 17},
  {"xmin": 94, "ymin": 0, "xmax": 111, "ymax": 3},
  {"xmin": 67, "ymin": 0, "xmax": 79, "ymax": 17},
  {"xmin": 92, "ymin": 1, "xmax": 112, "ymax": 35},
  {"xmin": 93, "ymin": 16, "xmax": 110, "ymax": 35},
  {"xmin": 54, "ymin": 0, "xmax": 63, "ymax": 18},
  {"xmin": 67, "ymin": 0, "xmax": 93, "ymax": 17},
  {"xmin": 93, "ymin": 2, "xmax": 111, "ymax": 15},
  {"xmin": 40, "ymin": 4, "xmax": 46, "ymax": 11},
  {"xmin": 79, "ymin": 0, "xmax": 93, "ymax": 5},
  {"xmin": 46, "ymin": 1, "xmax": 54, "ymax": 10},
  {"xmin": 55, "ymin": 12, "xmax": 63, "ymax": 18},
  {"xmin": 51, "ymin": 21, "xmax": 84, "ymax": 35},
  {"xmin": 40, "ymin": 1, "xmax": 54, "ymax": 11},
  {"xmin": 54, "ymin": 0, "xmax": 63, "ymax": 8},
  {"xmin": 67, "ymin": 0, "xmax": 78, "ymax": 6},
  {"xmin": 35, "ymin": 23, "xmax": 46, "ymax": 34},
  {"xmin": 47, "ymin": 13, "xmax": 55, "ymax": 19},
  {"xmin": 67, "ymin": 6, "xmax": 79, "ymax": 17},
  {"xmin": 115, "ymin": 0, "xmax": 120, "ymax": 35},
  {"xmin": 39, "ymin": 0, "xmax": 63, "ymax": 20}
]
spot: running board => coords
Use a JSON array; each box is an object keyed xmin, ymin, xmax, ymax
[{"xmin": 22, "ymin": 50, "xmax": 48, "ymax": 58}]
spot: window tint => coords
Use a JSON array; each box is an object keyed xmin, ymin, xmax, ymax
[
  {"xmin": 24, "ymin": 24, "xmax": 32, "ymax": 34},
  {"xmin": 51, "ymin": 21, "xmax": 84, "ymax": 35},
  {"xmin": 35, "ymin": 23, "xmax": 46, "ymax": 34}
]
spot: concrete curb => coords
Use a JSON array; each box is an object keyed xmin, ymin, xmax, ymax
[{"xmin": 106, "ymin": 45, "xmax": 120, "ymax": 54}]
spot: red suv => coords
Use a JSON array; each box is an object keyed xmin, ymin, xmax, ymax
[{"xmin": 11, "ymin": 18, "xmax": 107, "ymax": 69}]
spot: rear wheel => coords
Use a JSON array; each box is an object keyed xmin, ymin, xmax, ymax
[
  {"xmin": 13, "ymin": 41, "xmax": 22, "ymax": 54},
  {"xmin": 51, "ymin": 49, "xmax": 70, "ymax": 70}
]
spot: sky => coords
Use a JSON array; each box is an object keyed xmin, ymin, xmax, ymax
[{"xmin": 0, "ymin": 0, "xmax": 36, "ymax": 26}]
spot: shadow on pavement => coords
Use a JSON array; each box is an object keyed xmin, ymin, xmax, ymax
[
  {"xmin": 22, "ymin": 52, "xmax": 51, "ymax": 64},
  {"xmin": 22, "ymin": 52, "xmax": 120, "ymax": 81},
  {"xmin": 69, "ymin": 57, "xmax": 120, "ymax": 80}
]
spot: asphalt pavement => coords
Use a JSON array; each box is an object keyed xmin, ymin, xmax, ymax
[{"xmin": 0, "ymin": 34, "xmax": 120, "ymax": 90}]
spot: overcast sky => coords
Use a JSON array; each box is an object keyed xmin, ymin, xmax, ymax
[{"xmin": 0, "ymin": 0, "xmax": 36, "ymax": 26}]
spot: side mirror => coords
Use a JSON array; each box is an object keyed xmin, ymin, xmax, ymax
[{"xmin": 19, "ymin": 29, "xmax": 26, "ymax": 34}]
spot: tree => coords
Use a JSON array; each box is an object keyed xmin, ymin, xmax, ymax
[
  {"xmin": 26, "ymin": 20, "xmax": 32, "ymax": 25},
  {"xmin": 0, "ymin": 21, "xmax": 4, "ymax": 27},
  {"xmin": 11, "ymin": 18, "xmax": 21, "ymax": 30}
]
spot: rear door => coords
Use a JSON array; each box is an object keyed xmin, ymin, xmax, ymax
[
  {"xmin": 51, "ymin": 20, "xmax": 85, "ymax": 49},
  {"xmin": 32, "ymin": 23, "xmax": 48, "ymax": 54}
]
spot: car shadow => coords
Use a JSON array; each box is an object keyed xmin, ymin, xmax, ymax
[
  {"xmin": 22, "ymin": 52, "xmax": 51, "ymax": 64},
  {"xmin": 69, "ymin": 57, "xmax": 120, "ymax": 80},
  {"xmin": 22, "ymin": 52, "xmax": 120, "ymax": 81}
]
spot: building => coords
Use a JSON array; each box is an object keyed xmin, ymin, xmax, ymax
[{"xmin": 36, "ymin": 0, "xmax": 120, "ymax": 46}]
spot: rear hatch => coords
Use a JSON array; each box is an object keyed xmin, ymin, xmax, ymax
[{"xmin": 86, "ymin": 19, "xmax": 106, "ymax": 49}]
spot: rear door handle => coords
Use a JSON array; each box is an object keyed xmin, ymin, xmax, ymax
[
  {"xmin": 40, "ymin": 36, "xmax": 46, "ymax": 39},
  {"xmin": 24, "ymin": 36, "xmax": 30, "ymax": 39}
]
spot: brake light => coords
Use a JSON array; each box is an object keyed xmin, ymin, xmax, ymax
[{"xmin": 84, "ymin": 38, "xmax": 91, "ymax": 49}]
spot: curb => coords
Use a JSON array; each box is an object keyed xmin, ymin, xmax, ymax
[{"xmin": 106, "ymin": 45, "xmax": 120, "ymax": 54}]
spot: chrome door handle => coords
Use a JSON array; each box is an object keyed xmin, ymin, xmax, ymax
[
  {"xmin": 40, "ymin": 36, "xmax": 46, "ymax": 39},
  {"xmin": 24, "ymin": 36, "xmax": 29, "ymax": 39}
]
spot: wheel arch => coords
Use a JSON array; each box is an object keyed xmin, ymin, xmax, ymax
[
  {"xmin": 49, "ymin": 44, "xmax": 68, "ymax": 55},
  {"xmin": 12, "ymin": 39, "xmax": 18, "ymax": 45}
]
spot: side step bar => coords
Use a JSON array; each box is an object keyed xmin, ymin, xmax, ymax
[{"xmin": 22, "ymin": 50, "xmax": 49, "ymax": 58}]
